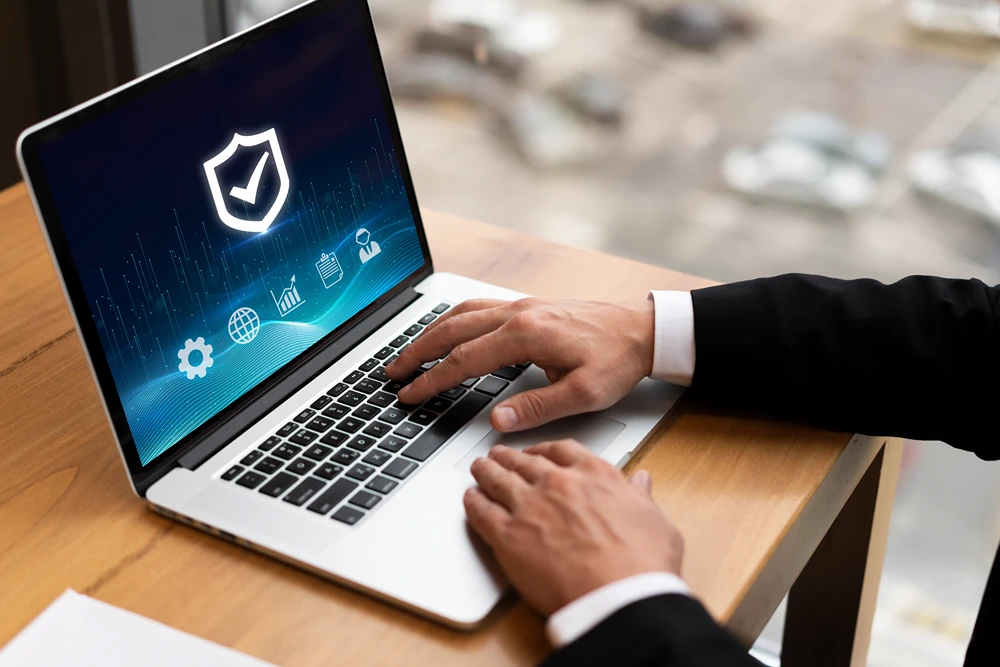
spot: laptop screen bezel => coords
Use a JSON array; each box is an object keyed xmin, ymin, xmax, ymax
[{"xmin": 16, "ymin": 0, "xmax": 434, "ymax": 493}]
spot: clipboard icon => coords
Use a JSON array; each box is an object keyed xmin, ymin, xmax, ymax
[{"xmin": 315, "ymin": 251, "xmax": 344, "ymax": 289}]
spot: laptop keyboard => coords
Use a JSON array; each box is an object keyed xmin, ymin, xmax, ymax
[{"xmin": 217, "ymin": 303, "xmax": 529, "ymax": 526}]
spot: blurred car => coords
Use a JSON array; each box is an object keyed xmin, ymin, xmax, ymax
[
  {"xmin": 414, "ymin": 24, "xmax": 527, "ymax": 78},
  {"xmin": 909, "ymin": 129, "xmax": 1000, "ymax": 227},
  {"xmin": 722, "ymin": 111, "xmax": 893, "ymax": 212},
  {"xmin": 500, "ymin": 93, "xmax": 603, "ymax": 170},
  {"xmin": 906, "ymin": 0, "xmax": 1000, "ymax": 38},
  {"xmin": 635, "ymin": 0, "xmax": 755, "ymax": 52},
  {"xmin": 554, "ymin": 74, "xmax": 627, "ymax": 127},
  {"xmin": 386, "ymin": 54, "xmax": 508, "ymax": 107}
]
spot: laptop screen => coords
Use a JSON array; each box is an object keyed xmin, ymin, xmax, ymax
[{"xmin": 31, "ymin": 1, "xmax": 427, "ymax": 467}]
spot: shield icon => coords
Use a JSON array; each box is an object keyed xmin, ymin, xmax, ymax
[{"xmin": 203, "ymin": 128, "xmax": 290, "ymax": 234}]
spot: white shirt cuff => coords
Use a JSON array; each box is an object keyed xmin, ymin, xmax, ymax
[
  {"xmin": 648, "ymin": 291, "xmax": 696, "ymax": 387},
  {"xmin": 545, "ymin": 572, "xmax": 691, "ymax": 648}
]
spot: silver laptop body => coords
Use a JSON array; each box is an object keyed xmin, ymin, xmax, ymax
[{"xmin": 16, "ymin": 0, "xmax": 683, "ymax": 628}]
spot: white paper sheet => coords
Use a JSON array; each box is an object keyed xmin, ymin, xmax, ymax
[{"xmin": 0, "ymin": 590, "xmax": 277, "ymax": 667}]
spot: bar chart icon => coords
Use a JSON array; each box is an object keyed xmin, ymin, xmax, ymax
[{"xmin": 271, "ymin": 274, "xmax": 305, "ymax": 317}]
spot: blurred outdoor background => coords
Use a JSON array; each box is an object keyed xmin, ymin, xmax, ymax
[{"xmin": 5, "ymin": 0, "xmax": 1000, "ymax": 664}]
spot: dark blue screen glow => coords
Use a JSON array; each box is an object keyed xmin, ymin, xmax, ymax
[{"xmin": 37, "ymin": 2, "xmax": 424, "ymax": 465}]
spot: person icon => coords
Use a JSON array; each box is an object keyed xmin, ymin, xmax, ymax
[{"xmin": 357, "ymin": 228, "xmax": 381, "ymax": 264}]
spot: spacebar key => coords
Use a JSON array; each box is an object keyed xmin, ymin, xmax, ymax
[{"xmin": 401, "ymin": 392, "xmax": 492, "ymax": 462}]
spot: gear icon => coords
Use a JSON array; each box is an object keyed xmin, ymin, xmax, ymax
[{"xmin": 177, "ymin": 337, "xmax": 214, "ymax": 379}]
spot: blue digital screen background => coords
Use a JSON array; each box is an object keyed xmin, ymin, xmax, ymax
[{"xmin": 36, "ymin": 2, "xmax": 425, "ymax": 466}]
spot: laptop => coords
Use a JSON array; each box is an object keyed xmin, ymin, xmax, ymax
[{"xmin": 16, "ymin": 0, "xmax": 684, "ymax": 628}]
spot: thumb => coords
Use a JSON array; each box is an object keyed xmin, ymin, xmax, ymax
[
  {"xmin": 629, "ymin": 470, "xmax": 652, "ymax": 495},
  {"xmin": 491, "ymin": 375, "xmax": 590, "ymax": 432}
]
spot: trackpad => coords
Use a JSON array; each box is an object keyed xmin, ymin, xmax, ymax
[{"xmin": 456, "ymin": 414, "xmax": 625, "ymax": 473}]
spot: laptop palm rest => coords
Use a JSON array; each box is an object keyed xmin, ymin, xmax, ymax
[{"xmin": 456, "ymin": 414, "xmax": 626, "ymax": 474}]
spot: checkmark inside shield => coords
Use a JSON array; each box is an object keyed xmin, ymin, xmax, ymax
[{"xmin": 230, "ymin": 151, "xmax": 271, "ymax": 205}]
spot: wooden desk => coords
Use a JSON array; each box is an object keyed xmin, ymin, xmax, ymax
[{"xmin": 0, "ymin": 182, "xmax": 900, "ymax": 667}]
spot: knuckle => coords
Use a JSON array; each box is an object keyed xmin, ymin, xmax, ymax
[
  {"xmin": 518, "ymin": 390, "xmax": 550, "ymax": 422},
  {"xmin": 448, "ymin": 343, "xmax": 471, "ymax": 367},
  {"xmin": 508, "ymin": 311, "xmax": 538, "ymax": 332},
  {"xmin": 515, "ymin": 297, "xmax": 541, "ymax": 310}
]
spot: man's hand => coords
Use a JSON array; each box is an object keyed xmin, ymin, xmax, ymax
[
  {"xmin": 463, "ymin": 440, "xmax": 684, "ymax": 617},
  {"xmin": 385, "ymin": 298, "xmax": 655, "ymax": 432}
]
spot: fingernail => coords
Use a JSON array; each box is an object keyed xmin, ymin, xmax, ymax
[
  {"xmin": 465, "ymin": 487, "xmax": 479, "ymax": 499},
  {"xmin": 637, "ymin": 470, "xmax": 652, "ymax": 492},
  {"xmin": 495, "ymin": 406, "xmax": 518, "ymax": 430}
]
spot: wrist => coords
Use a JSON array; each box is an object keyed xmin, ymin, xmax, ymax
[{"xmin": 623, "ymin": 300, "xmax": 656, "ymax": 378}]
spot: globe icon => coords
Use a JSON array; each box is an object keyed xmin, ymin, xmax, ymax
[{"xmin": 228, "ymin": 307, "xmax": 260, "ymax": 345}]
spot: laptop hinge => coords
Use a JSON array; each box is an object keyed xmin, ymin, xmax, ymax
[{"xmin": 175, "ymin": 286, "xmax": 422, "ymax": 472}]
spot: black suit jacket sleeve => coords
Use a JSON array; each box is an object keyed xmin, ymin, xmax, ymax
[
  {"xmin": 541, "ymin": 595, "xmax": 762, "ymax": 667},
  {"xmin": 690, "ymin": 274, "xmax": 1000, "ymax": 459},
  {"xmin": 544, "ymin": 274, "xmax": 1000, "ymax": 667}
]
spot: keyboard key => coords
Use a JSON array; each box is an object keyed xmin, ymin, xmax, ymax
[
  {"xmin": 406, "ymin": 370, "xmax": 424, "ymax": 383},
  {"xmin": 322, "ymin": 404, "xmax": 349, "ymax": 420},
  {"xmin": 383, "ymin": 381, "xmax": 407, "ymax": 394},
  {"xmin": 514, "ymin": 362, "xmax": 532, "ymax": 369},
  {"xmin": 492, "ymin": 366, "xmax": 523, "ymax": 381},
  {"xmin": 327, "ymin": 382, "xmax": 349, "ymax": 397},
  {"xmin": 418, "ymin": 314, "xmax": 437, "ymax": 325},
  {"xmin": 346, "ymin": 370, "xmax": 366, "ymax": 384},
  {"xmin": 222, "ymin": 465, "xmax": 243, "ymax": 481},
  {"xmin": 276, "ymin": 422, "xmax": 297, "ymax": 437},
  {"xmin": 349, "ymin": 491, "xmax": 382, "ymax": 510},
  {"xmin": 363, "ymin": 450, "xmax": 391, "ymax": 466},
  {"xmin": 236, "ymin": 471, "xmax": 266, "ymax": 489},
  {"xmin": 259, "ymin": 472, "xmax": 297, "ymax": 497},
  {"xmin": 273, "ymin": 443, "xmax": 302, "ymax": 460},
  {"xmin": 320, "ymin": 431, "xmax": 348, "ymax": 447},
  {"xmin": 332, "ymin": 506, "xmax": 365, "ymax": 525},
  {"xmin": 311, "ymin": 395, "xmax": 333, "ymax": 410},
  {"xmin": 366, "ymin": 476, "xmax": 399, "ymax": 494},
  {"xmin": 304, "ymin": 444, "xmax": 334, "ymax": 461},
  {"xmin": 355, "ymin": 379, "xmax": 380, "ymax": 395},
  {"xmin": 352, "ymin": 404, "xmax": 380, "ymax": 421},
  {"xmin": 338, "ymin": 390, "xmax": 366, "ymax": 407},
  {"xmin": 368, "ymin": 391, "xmax": 395, "ymax": 408},
  {"xmin": 288, "ymin": 429, "xmax": 318, "ymax": 446},
  {"xmin": 315, "ymin": 463, "xmax": 344, "ymax": 480},
  {"xmin": 438, "ymin": 387, "xmax": 466, "ymax": 401},
  {"xmin": 304, "ymin": 416, "xmax": 334, "ymax": 433},
  {"xmin": 378, "ymin": 436, "xmax": 408, "ymax": 453},
  {"xmin": 402, "ymin": 392, "xmax": 491, "ymax": 462},
  {"xmin": 474, "ymin": 376, "xmax": 509, "ymax": 397},
  {"xmin": 394, "ymin": 400, "xmax": 420, "ymax": 412},
  {"xmin": 337, "ymin": 417, "xmax": 365, "ymax": 434},
  {"xmin": 389, "ymin": 335, "xmax": 409, "ymax": 348},
  {"xmin": 423, "ymin": 397, "xmax": 453, "ymax": 413},
  {"xmin": 368, "ymin": 367, "xmax": 388, "ymax": 383},
  {"xmin": 359, "ymin": 358, "xmax": 380, "ymax": 372},
  {"xmin": 404, "ymin": 324, "xmax": 422, "ymax": 336},
  {"xmin": 332, "ymin": 449, "xmax": 360, "ymax": 465},
  {"xmin": 259, "ymin": 436, "xmax": 282, "ymax": 451},
  {"xmin": 380, "ymin": 355, "xmax": 398, "ymax": 367},
  {"xmin": 420, "ymin": 360, "xmax": 439, "ymax": 371},
  {"xmin": 394, "ymin": 423, "xmax": 423, "ymax": 439},
  {"xmin": 294, "ymin": 408, "xmax": 316, "ymax": 423},
  {"xmin": 432, "ymin": 303, "xmax": 450, "ymax": 314},
  {"xmin": 283, "ymin": 477, "xmax": 326, "ymax": 506},
  {"xmin": 383, "ymin": 458, "xmax": 418, "ymax": 480},
  {"xmin": 363, "ymin": 422, "xmax": 391, "ymax": 438},
  {"xmin": 409, "ymin": 409, "xmax": 438, "ymax": 426},
  {"xmin": 347, "ymin": 464, "xmax": 376, "ymax": 481},
  {"xmin": 308, "ymin": 479, "xmax": 359, "ymax": 515},
  {"xmin": 286, "ymin": 458, "xmax": 317, "ymax": 475},
  {"xmin": 347, "ymin": 435, "xmax": 378, "ymax": 452},
  {"xmin": 374, "ymin": 346, "xmax": 394, "ymax": 360},
  {"xmin": 378, "ymin": 407, "xmax": 407, "ymax": 425},
  {"xmin": 254, "ymin": 457, "xmax": 283, "ymax": 475},
  {"xmin": 240, "ymin": 450, "xmax": 263, "ymax": 466},
  {"xmin": 460, "ymin": 377, "xmax": 480, "ymax": 389}
]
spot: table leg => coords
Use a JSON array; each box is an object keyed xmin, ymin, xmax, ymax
[{"xmin": 781, "ymin": 439, "xmax": 902, "ymax": 667}]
